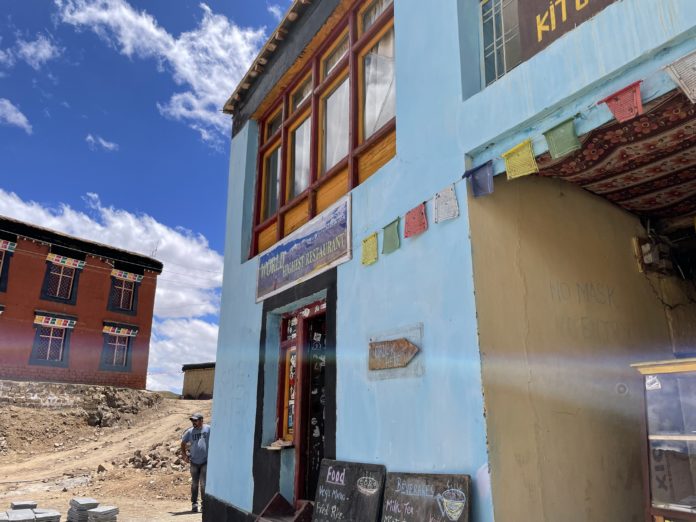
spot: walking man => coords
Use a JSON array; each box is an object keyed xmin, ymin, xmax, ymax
[{"xmin": 181, "ymin": 412, "xmax": 210, "ymax": 513}]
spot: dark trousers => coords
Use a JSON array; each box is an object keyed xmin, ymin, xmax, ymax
[{"xmin": 190, "ymin": 462, "xmax": 207, "ymax": 504}]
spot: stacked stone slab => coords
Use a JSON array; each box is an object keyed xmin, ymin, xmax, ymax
[
  {"xmin": 7, "ymin": 510, "xmax": 36, "ymax": 522},
  {"xmin": 9, "ymin": 503, "xmax": 37, "ymax": 511},
  {"xmin": 86, "ymin": 506, "xmax": 118, "ymax": 522},
  {"xmin": 33, "ymin": 508, "xmax": 61, "ymax": 522},
  {"xmin": 67, "ymin": 498, "xmax": 99, "ymax": 522},
  {"xmin": 2, "ymin": 501, "xmax": 62, "ymax": 521}
]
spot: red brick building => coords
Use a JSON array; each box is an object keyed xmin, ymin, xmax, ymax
[{"xmin": 0, "ymin": 216, "xmax": 163, "ymax": 389}]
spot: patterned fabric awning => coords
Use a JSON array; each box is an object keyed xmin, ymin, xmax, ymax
[
  {"xmin": 536, "ymin": 90, "xmax": 696, "ymax": 222},
  {"xmin": 0, "ymin": 240, "xmax": 16, "ymax": 252},
  {"xmin": 103, "ymin": 325, "xmax": 138, "ymax": 337},
  {"xmin": 111, "ymin": 269, "xmax": 144, "ymax": 283},
  {"xmin": 34, "ymin": 315, "xmax": 77, "ymax": 329},
  {"xmin": 47, "ymin": 253, "xmax": 85, "ymax": 269}
]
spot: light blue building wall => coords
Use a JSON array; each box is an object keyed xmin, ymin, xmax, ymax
[
  {"xmin": 208, "ymin": 0, "xmax": 696, "ymax": 520},
  {"xmin": 459, "ymin": 0, "xmax": 696, "ymax": 170}
]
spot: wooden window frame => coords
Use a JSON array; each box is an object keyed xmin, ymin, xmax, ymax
[
  {"xmin": 357, "ymin": 20, "xmax": 395, "ymax": 143},
  {"xmin": 42, "ymin": 263, "xmax": 78, "ymax": 302},
  {"xmin": 287, "ymin": 107, "xmax": 313, "ymax": 201},
  {"xmin": 318, "ymin": 71, "xmax": 350, "ymax": 177},
  {"xmin": 259, "ymin": 139, "xmax": 283, "ymax": 225},
  {"xmin": 35, "ymin": 326, "xmax": 67, "ymax": 362},
  {"xmin": 251, "ymin": 0, "xmax": 396, "ymax": 258},
  {"xmin": 100, "ymin": 329, "xmax": 134, "ymax": 372},
  {"xmin": 106, "ymin": 334, "xmax": 130, "ymax": 367},
  {"xmin": 321, "ymin": 29, "xmax": 350, "ymax": 80},
  {"xmin": 111, "ymin": 278, "xmax": 135, "ymax": 311}
]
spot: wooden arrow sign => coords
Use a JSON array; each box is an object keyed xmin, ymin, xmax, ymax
[{"xmin": 368, "ymin": 338, "xmax": 420, "ymax": 371}]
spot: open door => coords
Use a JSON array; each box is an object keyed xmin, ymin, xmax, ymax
[{"xmin": 276, "ymin": 300, "xmax": 331, "ymax": 505}]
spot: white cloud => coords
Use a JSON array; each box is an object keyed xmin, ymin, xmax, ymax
[
  {"xmin": 16, "ymin": 34, "xmax": 63, "ymax": 70},
  {"xmin": 0, "ymin": 189, "xmax": 224, "ymax": 392},
  {"xmin": 86, "ymin": 133, "xmax": 119, "ymax": 151},
  {"xmin": 0, "ymin": 47, "xmax": 15, "ymax": 68},
  {"xmin": 56, "ymin": 0, "xmax": 266, "ymax": 146},
  {"xmin": 147, "ymin": 318, "xmax": 219, "ymax": 392},
  {"xmin": 0, "ymin": 98, "xmax": 33, "ymax": 134},
  {"xmin": 267, "ymin": 3, "xmax": 284, "ymax": 21}
]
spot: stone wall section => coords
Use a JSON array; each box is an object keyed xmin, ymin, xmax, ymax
[{"xmin": 0, "ymin": 379, "xmax": 161, "ymax": 423}]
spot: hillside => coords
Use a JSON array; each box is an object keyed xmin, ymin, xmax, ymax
[{"xmin": 0, "ymin": 381, "xmax": 212, "ymax": 521}]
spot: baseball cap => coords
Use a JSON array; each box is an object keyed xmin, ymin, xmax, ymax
[{"xmin": 190, "ymin": 413, "xmax": 204, "ymax": 421}]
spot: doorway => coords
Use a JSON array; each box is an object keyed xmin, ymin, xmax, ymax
[{"xmin": 277, "ymin": 300, "xmax": 332, "ymax": 503}]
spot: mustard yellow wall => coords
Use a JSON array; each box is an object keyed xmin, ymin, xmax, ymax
[
  {"xmin": 468, "ymin": 175, "xmax": 691, "ymax": 522},
  {"xmin": 182, "ymin": 368, "xmax": 215, "ymax": 399}
]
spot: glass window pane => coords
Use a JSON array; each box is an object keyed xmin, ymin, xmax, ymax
[
  {"xmin": 504, "ymin": 30, "xmax": 521, "ymax": 72},
  {"xmin": 36, "ymin": 329, "xmax": 50, "ymax": 360},
  {"xmin": 323, "ymin": 78, "xmax": 349, "ymax": 174},
  {"xmin": 263, "ymin": 147, "xmax": 281, "ymax": 220},
  {"xmin": 363, "ymin": 0, "xmax": 393, "ymax": 33},
  {"xmin": 266, "ymin": 112, "xmax": 282, "ymax": 139},
  {"xmin": 482, "ymin": 14, "xmax": 494, "ymax": 50},
  {"xmin": 495, "ymin": 44, "xmax": 505, "ymax": 80},
  {"xmin": 290, "ymin": 118, "xmax": 311, "ymax": 199},
  {"xmin": 645, "ymin": 373, "xmax": 696, "ymax": 510},
  {"xmin": 323, "ymin": 35, "xmax": 349, "ymax": 79},
  {"xmin": 363, "ymin": 28, "xmax": 395, "ymax": 140},
  {"xmin": 292, "ymin": 77, "xmax": 312, "ymax": 112},
  {"xmin": 494, "ymin": 7, "xmax": 502, "ymax": 42},
  {"xmin": 484, "ymin": 51, "xmax": 496, "ymax": 86},
  {"xmin": 58, "ymin": 269, "xmax": 74, "ymax": 299},
  {"xmin": 502, "ymin": 0, "xmax": 518, "ymax": 35}
]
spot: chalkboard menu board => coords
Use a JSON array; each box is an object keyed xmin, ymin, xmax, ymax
[
  {"xmin": 381, "ymin": 473, "xmax": 471, "ymax": 522},
  {"xmin": 312, "ymin": 459, "xmax": 386, "ymax": 522}
]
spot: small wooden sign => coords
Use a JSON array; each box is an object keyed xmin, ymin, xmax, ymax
[{"xmin": 369, "ymin": 338, "xmax": 420, "ymax": 371}]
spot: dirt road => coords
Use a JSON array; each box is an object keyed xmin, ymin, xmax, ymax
[{"xmin": 0, "ymin": 398, "xmax": 212, "ymax": 521}]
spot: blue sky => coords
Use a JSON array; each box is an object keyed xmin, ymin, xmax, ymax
[{"xmin": 0, "ymin": 0, "xmax": 291, "ymax": 391}]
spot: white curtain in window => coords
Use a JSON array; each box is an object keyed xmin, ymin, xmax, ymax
[
  {"xmin": 292, "ymin": 119, "xmax": 311, "ymax": 197},
  {"xmin": 323, "ymin": 79, "xmax": 349, "ymax": 174},
  {"xmin": 264, "ymin": 147, "xmax": 281, "ymax": 218},
  {"xmin": 363, "ymin": 0, "xmax": 393, "ymax": 32},
  {"xmin": 364, "ymin": 28, "xmax": 395, "ymax": 139}
]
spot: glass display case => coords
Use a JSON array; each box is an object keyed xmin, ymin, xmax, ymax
[{"xmin": 634, "ymin": 359, "xmax": 696, "ymax": 522}]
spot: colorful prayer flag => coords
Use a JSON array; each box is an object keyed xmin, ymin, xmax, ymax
[
  {"xmin": 502, "ymin": 140, "xmax": 538, "ymax": 180},
  {"xmin": 467, "ymin": 161, "xmax": 494, "ymax": 198},
  {"xmin": 434, "ymin": 185, "xmax": 459, "ymax": 222},
  {"xmin": 598, "ymin": 81, "xmax": 643, "ymax": 123},
  {"xmin": 666, "ymin": 50, "xmax": 696, "ymax": 103},
  {"xmin": 382, "ymin": 218, "xmax": 400, "ymax": 254},
  {"xmin": 544, "ymin": 119, "xmax": 581, "ymax": 159},
  {"xmin": 361, "ymin": 233, "xmax": 378, "ymax": 266},
  {"xmin": 404, "ymin": 203, "xmax": 428, "ymax": 238}
]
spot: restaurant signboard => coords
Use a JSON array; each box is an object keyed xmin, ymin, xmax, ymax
[{"xmin": 256, "ymin": 196, "xmax": 351, "ymax": 302}]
